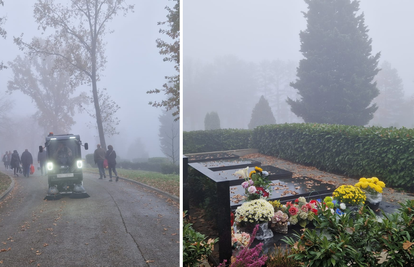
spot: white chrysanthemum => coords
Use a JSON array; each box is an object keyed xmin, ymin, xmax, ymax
[{"xmin": 340, "ymin": 203, "xmax": 346, "ymax": 210}]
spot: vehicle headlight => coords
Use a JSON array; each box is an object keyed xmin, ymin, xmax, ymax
[
  {"xmin": 77, "ymin": 160, "xmax": 83, "ymax": 168},
  {"xmin": 47, "ymin": 162, "xmax": 53, "ymax": 171}
]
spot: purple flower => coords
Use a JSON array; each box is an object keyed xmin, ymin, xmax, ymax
[{"xmin": 242, "ymin": 181, "xmax": 249, "ymax": 189}]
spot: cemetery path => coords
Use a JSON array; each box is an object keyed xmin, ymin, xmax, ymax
[
  {"xmin": 241, "ymin": 153, "xmax": 414, "ymax": 205},
  {"xmin": 0, "ymin": 168, "xmax": 179, "ymax": 267}
]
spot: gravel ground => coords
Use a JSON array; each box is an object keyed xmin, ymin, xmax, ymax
[{"xmin": 240, "ymin": 153, "xmax": 414, "ymax": 205}]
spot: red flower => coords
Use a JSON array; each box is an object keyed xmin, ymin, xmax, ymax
[
  {"xmin": 256, "ymin": 187, "xmax": 269, "ymax": 198},
  {"xmin": 311, "ymin": 208, "xmax": 318, "ymax": 215},
  {"xmin": 286, "ymin": 201, "xmax": 292, "ymax": 208},
  {"xmin": 230, "ymin": 212, "xmax": 234, "ymax": 226},
  {"xmin": 309, "ymin": 200, "xmax": 317, "ymax": 205},
  {"xmin": 295, "ymin": 199, "xmax": 299, "ymax": 203},
  {"xmin": 289, "ymin": 206, "xmax": 299, "ymax": 216}
]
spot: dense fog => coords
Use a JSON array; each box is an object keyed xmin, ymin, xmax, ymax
[
  {"xmin": 0, "ymin": 1, "xmax": 176, "ymax": 162},
  {"xmin": 183, "ymin": 0, "xmax": 414, "ymax": 131}
]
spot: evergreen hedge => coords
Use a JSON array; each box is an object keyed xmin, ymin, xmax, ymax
[
  {"xmin": 251, "ymin": 123, "xmax": 414, "ymax": 189},
  {"xmin": 183, "ymin": 129, "xmax": 251, "ymax": 154}
]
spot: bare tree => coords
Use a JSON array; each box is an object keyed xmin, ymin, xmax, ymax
[
  {"xmin": 147, "ymin": 0, "xmax": 180, "ymax": 120},
  {"xmin": 14, "ymin": 0, "xmax": 134, "ymax": 149},
  {"xmin": 158, "ymin": 109, "xmax": 179, "ymax": 165},
  {"xmin": 7, "ymin": 55, "xmax": 87, "ymax": 134}
]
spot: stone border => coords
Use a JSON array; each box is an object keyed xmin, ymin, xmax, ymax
[{"xmin": 0, "ymin": 173, "xmax": 14, "ymax": 202}]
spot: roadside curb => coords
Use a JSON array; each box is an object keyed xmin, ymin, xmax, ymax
[
  {"xmin": 119, "ymin": 176, "xmax": 179, "ymax": 203},
  {"xmin": 84, "ymin": 170, "xmax": 179, "ymax": 203},
  {"xmin": 0, "ymin": 173, "xmax": 15, "ymax": 202}
]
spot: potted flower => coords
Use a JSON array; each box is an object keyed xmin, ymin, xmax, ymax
[
  {"xmin": 333, "ymin": 185, "xmax": 366, "ymax": 212},
  {"xmin": 354, "ymin": 177, "xmax": 385, "ymax": 210},
  {"xmin": 239, "ymin": 166, "xmax": 272, "ymax": 201},
  {"xmin": 279, "ymin": 197, "xmax": 318, "ymax": 228},
  {"xmin": 270, "ymin": 210, "xmax": 289, "ymax": 234},
  {"xmin": 231, "ymin": 231, "xmax": 251, "ymax": 256},
  {"xmin": 234, "ymin": 199, "xmax": 274, "ymax": 240}
]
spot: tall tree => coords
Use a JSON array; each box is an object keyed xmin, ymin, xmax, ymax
[
  {"xmin": 0, "ymin": 0, "xmax": 7, "ymax": 70},
  {"xmin": 147, "ymin": 0, "xmax": 180, "ymax": 120},
  {"xmin": 7, "ymin": 55, "xmax": 87, "ymax": 134},
  {"xmin": 204, "ymin": 111, "xmax": 221, "ymax": 130},
  {"xmin": 370, "ymin": 61, "xmax": 405, "ymax": 127},
  {"xmin": 159, "ymin": 109, "xmax": 179, "ymax": 165},
  {"xmin": 126, "ymin": 137, "xmax": 149, "ymax": 162},
  {"xmin": 14, "ymin": 0, "xmax": 134, "ymax": 149},
  {"xmin": 248, "ymin": 96, "xmax": 276, "ymax": 129},
  {"xmin": 81, "ymin": 87, "xmax": 120, "ymax": 138},
  {"xmin": 256, "ymin": 60, "xmax": 300, "ymax": 123},
  {"xmin": 287, "ymin": 0, "xmax": 380, "ymax": 126}
]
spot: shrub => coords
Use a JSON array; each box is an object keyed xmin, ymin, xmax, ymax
[
  {"xmin": 183, "ymin": 211, "xmax": 217, "ymax": 267},
  {"xmin": 183, "ymin": 129, "xmax": 251, "ymax": 154},
  {"xmin": 265, "ymin": 245, "xmax": 302, "ymax": 267}
]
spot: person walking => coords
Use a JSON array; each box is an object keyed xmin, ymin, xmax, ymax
[
  {"xmin": 7, "ymin": 151, "xmax": 12, "ymax": 170},
  {"xmin": 21, "ymin": 149, "xmax": 33, "ymax": 177},
  {"xmin": 37, "ymin": 147, "xmax": 47, "ymax": 176},
  {"xmin": 10, "ymin": 150, "xmax": 21, "ymax": 177},
  {"xmin": 105, "ymin": 145, "xmax": 119, "ymax": 182},
  {"xmin": 94, "ymin": 144, "xmax": 106, "ymax": 179},
  {"xmin": 2, "ymin": 151, "xmax": 7, "ymax": 169}
]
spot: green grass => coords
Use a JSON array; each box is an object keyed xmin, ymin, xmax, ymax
[
  {"xmin": 0, "ymin": 171, "xmax": 12, "ymax": 196},
  {"xmin": 84, "ymin": 167, "xmax": 179, "ymax": 197}
]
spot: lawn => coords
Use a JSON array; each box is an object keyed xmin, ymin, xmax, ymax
[
  {"xmin": 0, "ymin": 171, "xmax": 11, "ymax": 197},
  {"xmin": 84, "ymin": 167, "xmax": 179, "ymax": 198}
]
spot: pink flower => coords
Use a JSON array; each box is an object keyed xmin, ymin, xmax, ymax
[
  {"xmin": 242, "ymin": 181, "xmax": 249, "ymax": 189},
  {"xmin": 301, "ymin": 205, "xmax": 309, "ymax": 213},
  {"xmin": 248, "ymin": 180, "xmax": 254, "ymax": 186},
  {"xmin": 248, "ymin": 186, "xmax": 256, "ymax": 194},
  {"xmin": 289, "ymin": 206, "xmax": 299, "ymax": 216}
]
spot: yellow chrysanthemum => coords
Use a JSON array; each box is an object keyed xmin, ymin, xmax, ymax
[
  {"xmin": 359, "ymin": 177, "xmax": 367, "ymax": 183},
  {"xmin": 377, "ymin": 181, "xmax": 386, "ymax": 188},
  {"xmin": 255, "ymin": 166, "xmax": 263, "ymax": 172},
  {"xmin": 372, "ymin": 177, "xmax": 379, "ymax": 183}
]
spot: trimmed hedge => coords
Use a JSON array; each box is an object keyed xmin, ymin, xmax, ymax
[
  {"xmin": 251, "ymin": 123, "xmax": 414, "ymax": 189},
  {"xmin": 183, "ymin": 129, "xmax": 252, "ymax": 154}
]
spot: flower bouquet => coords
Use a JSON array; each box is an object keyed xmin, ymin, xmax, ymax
[
  {"xmin": 232, "ymin": 231, "xmax": 251, "ymax": 252},
  {"xmin": 332, "ymin": 185, "xmax": 366, "ymax": 211},
  {"xmin": 319, "ymin": 196, "xmax": 347, "ymax": 216},
  {"xmin": 280, "ymin": 197, "xmax": 318, "ymax": 228},
  {"xmin": 354, "ymin": 177, "xmax": 385, "ymax": 208},
  {"xmin": 270, "ymin": 210, "xmax": 289, "ymax": 234},
  {"xmin": 239, "ymin": 166, "xmax": 272, "ymax": 201},
  {"xmin": 234, "ymin": 199, "xmax": 274, "ymax": 240}
]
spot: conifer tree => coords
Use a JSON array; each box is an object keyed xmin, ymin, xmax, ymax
[
  {"xmin": 204, "ymin": 112, "xmax": 221, "ymax": 130},
  {"xmin": 288, "ymin": 0, "xmax": 380, "ymax": 126},
  {"xmin": 248, "ymin": 96, "xmax": 276, "ymax": 129}
]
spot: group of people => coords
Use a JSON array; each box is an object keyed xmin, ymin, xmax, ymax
[
  {"xmin": 94, "ymin": 144, "xmax": 119, "ymax": 182},
  {"xmin": 2, "ymin": 149, "xmax": 47, "ymax": 177}
]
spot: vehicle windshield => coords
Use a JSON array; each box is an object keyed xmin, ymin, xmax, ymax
[{"xmin": 47, "ymin": 140, "xmax": 79, "ymax": 166}]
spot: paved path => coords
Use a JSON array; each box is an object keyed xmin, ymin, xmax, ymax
[{"xmin": 0, "ymin": 168, "xmax": 179, "ymax": 267}]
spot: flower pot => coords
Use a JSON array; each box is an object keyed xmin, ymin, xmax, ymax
[
  {"xmin": 255, "ymin": 222, "xmax": 273, "ymax": 240},
  {"xmin": 365, "ymin": 193, "xmax": 382, "ymax": 211},
  {"xmin": 270, "ymin": 221, "xmax": 288, "ymax": 234}
]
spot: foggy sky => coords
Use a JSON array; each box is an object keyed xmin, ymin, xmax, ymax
[
  {"xmin": 183, "ymin": 0, "xmax": 414, "ymax": 131},
  {"xmin": 0, "ymin": 1, "xmax": 175, "ymax": 158}
]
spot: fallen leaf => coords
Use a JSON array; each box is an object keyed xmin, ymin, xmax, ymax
[
  {"xmin": 403, "ymin": 240, "xmax": 414, "ymax": 250},
  {"xmin": 43, "ymin": 243, "xmax": 48, "ymax": 247},
  {"xmin": 146, "ymin": 260, "xmax": 154, "ymax": 263}
]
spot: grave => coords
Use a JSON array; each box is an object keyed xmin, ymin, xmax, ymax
[{"xmin": 184, "ymin": 153, "xmax": 337, "ymax": 264}]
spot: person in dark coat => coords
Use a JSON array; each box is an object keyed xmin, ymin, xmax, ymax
[
  {"xmin": 21, "ymin": 149, "xmax": 33, "ymax": 177},
  {"xmin": 37, "ymin": 148, "xmax": 47, "ymax": 176},
  {"xmin": 10, "ymin": 150, "xmax": 21, "ymax": 177},
  {"xmin": 105, "ymin": 145, "xmax": 119, "ymax": 182},
  {"xmin": 94, "ymin": 144, "xmax": 106, "ymax": 179}
]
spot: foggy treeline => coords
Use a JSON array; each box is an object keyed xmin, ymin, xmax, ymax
[{"xmin": 183, "ymin": 56, "xmax": 414, "ymax": 132}]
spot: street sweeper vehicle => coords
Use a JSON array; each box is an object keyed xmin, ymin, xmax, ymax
[{"xmin": 40, "ymin": 133, "xmax": 90, "ymax": 199}]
